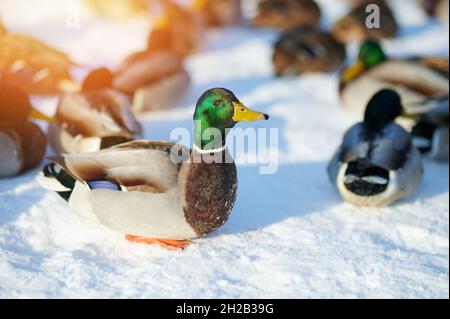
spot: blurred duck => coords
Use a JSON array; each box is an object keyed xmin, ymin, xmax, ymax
[
  {"xmin": 113, "ymin": 50, "xmax": 191, "ymax": 113},
  {"xmin": 0, "ymin": 25, "xmax": 77, "ymax": 94},
  {"xmin": 0, "ymin": 84, "xmax": 53, "ymax": 178},
  {"xmin": 82, "ymin": 0, "xmax": 150, "ymax": 20},
  {"xmin": 328, "ymin": 90, "xmax": 423, "ymax": 207},
  {"xmin": 332, "ymin": 0, "xmax": 398, "ymax": 43},
  {"xmin": 421, "ymin": 0, "xmax": 449, "ymax": 21},
  {"xmin": 273, "ymin": 26, "xmax": 346, "ymax": 76},
  {"xmin": 340, "ymin": 41, "xmax": 449, "ymax": 116},
  {"xmin": 340, "ymin": 41, "xmax": 449, "ymax": 160},
  {"xmin": 147, "ymin": 0, "xmax": 202, "ymax": 57},
  {"xmin": 190, "ymin": 0, "xmax": 242, "ymax": 27},
  {"xmin": 39, "ymin": 88, "xmax": 269, "ymax": 250},
  {"xmin": 252, "ymin": 0, "xmax": 321, "ymax": 30},
  {"xmin": 48, "ymin": 68, "xmax": 142, "ymax": 155}
]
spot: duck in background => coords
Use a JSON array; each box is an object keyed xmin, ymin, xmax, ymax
[
  {"xmin": 147, "ymin": 0, "xmax": 203, "ymax": 57},
  {"xmin": 39, "ymin": 88, "xmax": 269, "ymax": 250},
  {"xmin": 421, "ymin": 0, "xmax": 449, "ymax": 22},
  {"xmin": 331, "ymin": 0, "xmax": 398, "ymax": 44},
  {"xmin": 113, "ymin": 50, "xmax": 191, "ymax": 113},
  {"xmin": 273, "ymin": 26, "xmax": 346, "ymax": 76},
  {"xmin": 252, "ymin": 0, "xmax": 321, "ymax": 30},
  {"xmin": 328, "ymin": 90, "xmax": 423, "ymax": 207},
  {"xmin": 0, "ymin": 24, "xmax": 77, "ymax": 95},
  {"xmin": 191, "ymin": 0, "xmax": 242, "ymax": 27},
  {"xmin": 0, "ymin": 84, "xmax": 53, "ymax": 178},
  {"xmin": 48, "ymin": 68, "xmax": 142, "ymax": 155},
  {"xmin": 82, "ymin": 0, "xmax": 150, "ymax": 20},
  {"xmin": 339, "ymin": 40, "xmax": 449, "ymax": 160}
]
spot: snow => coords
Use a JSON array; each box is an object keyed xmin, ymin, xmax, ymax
[{"xmin": 0, "ymin": 0, "xmax": 449, "ymax": 298}]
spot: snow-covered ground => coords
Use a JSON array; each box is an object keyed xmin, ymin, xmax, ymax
[{"xmin": 0, "ymin": 0, "xmax": 448, "ymax": 298}]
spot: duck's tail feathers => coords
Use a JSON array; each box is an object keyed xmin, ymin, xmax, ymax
[{"xmin": 37, "ymin": 163, "xmax": 76, "ymax": 201}]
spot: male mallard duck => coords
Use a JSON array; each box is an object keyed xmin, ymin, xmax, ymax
[
  {"xmin": 421, "ymin": 0, "xmax": 449, "ymax": 21},
  {"xmin": 252, "ymin": 0, "xmax": 321, "ymax": 30},
  {"xmin": 190, "ymin": 0, "xmax": 242, "ymax": 27},
  {"xmin": 340, "ymin": 41, "xmax": 449, "ymax": 116},
  {"xmin": 328, "ymin": 90, "xmax": 423, "ymax": 207},
  {"xmin": 0, "ymin": 29, "xmax": 77, "ymax": 94},
  {"xmin": 331, "ymin": 0, "xmax": 398, "ymax": 44},
  {"xmin": 48, "ymin": 68, "xmax": 142, "ymax": 155},
  {"xmin": 0, "ymin": 84, "xmax": 53, "ymax": 178},
  {"xmin": 38, "ymin": 88, "xmax": 269, "ymax": 250},
  {"xmin": 340, "ymin": 41, "xmax": 449, "ymax": 160},
  {"xmin": 113, "ymin": 50, "xmax": 191, "ymax": 113},
  {"xmin": 273, "ymin": 26, "xmax": 346, "ymax": 76},
  {"xmin": 147, "ymin": 0, "xmax": 202, "ymax": 57}
]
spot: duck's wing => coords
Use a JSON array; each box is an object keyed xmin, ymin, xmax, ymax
[
  {"xmin": 56, "ymin": 89, "xmax": 142, "ymax": 138},
  {"xmin": 418, "ymin": 57, "xmax": 449, "ymax": 78},
  {"xmin": 339, "ymin": 123, "xmax": 412, "ymax": 170},
  {"xmin": 50, "ymin": 140, "xmax": 190, "ymax": 194},
  {"xmin": 367, "ymin": 60, "xmax": 449, "ymax": 97}
]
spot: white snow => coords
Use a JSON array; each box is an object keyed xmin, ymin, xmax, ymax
[{"xmin": 0, "ymin": 0, "xmax": 448, "ymax": 298}]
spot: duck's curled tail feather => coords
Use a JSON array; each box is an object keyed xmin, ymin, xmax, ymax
[{"xmin": 37, "ymin": 163, "xmax": 76, "ymax": 201}]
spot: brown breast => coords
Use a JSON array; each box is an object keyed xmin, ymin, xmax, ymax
[{"xmin": 179, "ymin": 149, "xmax": 238, "ymax": 237}]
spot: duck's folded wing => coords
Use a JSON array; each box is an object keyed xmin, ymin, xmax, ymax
[
  {"xmin": 50, "ymin": 140, "xmax": 190, "ymax": 193},
  {"xmin": 339, "ymin": 123, "xmax": 412, "ymax": 170}
]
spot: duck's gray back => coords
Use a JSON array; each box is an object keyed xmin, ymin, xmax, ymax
[{"xmin": 339, "ymin": 122, "xmax": 412, "ymax": 170}]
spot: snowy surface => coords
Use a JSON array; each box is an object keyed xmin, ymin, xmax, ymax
[{"xmin": 0, "ymin": 0, "xmax": 449, "ymax": 298}]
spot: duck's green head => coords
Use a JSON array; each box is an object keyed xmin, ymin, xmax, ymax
[
  {"xmin": 342, "ymin": 41, "xmax": 387, "ymax": 82},
  {"xmin": 194, "ymin": 88, "xmax": 269, "ymax": 150}
]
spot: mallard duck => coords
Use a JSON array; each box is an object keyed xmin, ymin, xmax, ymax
[
  {"xmin": 411, "ymin": 98, "xmax": 449, "ymax": 161},
  {"xmin": 147, "ymin": 0, "xmax": 202, "ymax": 57},
  {"xmin": 0, "ymin": 29, "xmax": 77, "ymax": 94},
  {"xmin": 252, "ymin": 0, "xmax": 321, "ymax": 30},
  {"xmin": 190, "ymin": 0, "xmax": 242, "ymax": 27},
  {"xmin": 421, "ymin": 0, "xmax": 449, "ymax": 21},
  {"xmin": 48, "ymin": 68, "xmax": 142, "ymax": 155},
  {"xmin": 39, "ymin": 88, "xmax": 269, "ymax": 250},
  {"xmin": 328, "ymin": 90, "xmax": 423, "ymax": 207},
  {"xmin": 113, "ymin": 50, "xmax": 190, "ymax": 113},
  {"xmin": 0, "ymin": 84, "xmax": 53, "ymax": 178},
  {"xmin": 331, "ymin": 0, "xmax": 398, "ymax": 44},
  {"xmin": 340, "ymin": 41, "xmax": 449, "ymax": 159},
  {"xmin": 273, "ymin": 26, "xmax": 346, "ymax": 76}
]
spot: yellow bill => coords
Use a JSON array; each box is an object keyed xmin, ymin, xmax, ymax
[
  {"xmin": 30, "ymin": 107, "xmax": 56, "ymax": 122},
  {"xmin": 342, "ymin": 60, "xmax": 364, "ymax": 82},
  {"xmin": 232, "ymin": 102, "xmax": 269, "ymax": 122}
]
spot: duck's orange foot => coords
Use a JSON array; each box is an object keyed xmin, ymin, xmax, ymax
[{"xmin": 125, "ymin": 234, "xmax": 191, "ymax": 251}]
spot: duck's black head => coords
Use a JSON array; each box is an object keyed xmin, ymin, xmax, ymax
[
  {"xmin": 82, "ymin": 67, "xmax": 113, "ymax": 92},
  {"xmin": 0, "ymin": 84, "xmax": 33, "ymax": 126},
  {"xmin": 364, "ymin": 89, "xmax": 403, "ymax": 129},
  {"xmin": 0, "ymin": 84, "xmax": 55, "ymax": 127}
]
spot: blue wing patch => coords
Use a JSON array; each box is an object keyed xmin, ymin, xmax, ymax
[{"xmin": 87, "ymin": 180, "xmax": 121, "ymax": 191}]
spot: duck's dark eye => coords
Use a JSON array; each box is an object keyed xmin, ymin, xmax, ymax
[{"xmin": 214, "ymin": 99, "xmax": 223, "ymax": 107}]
